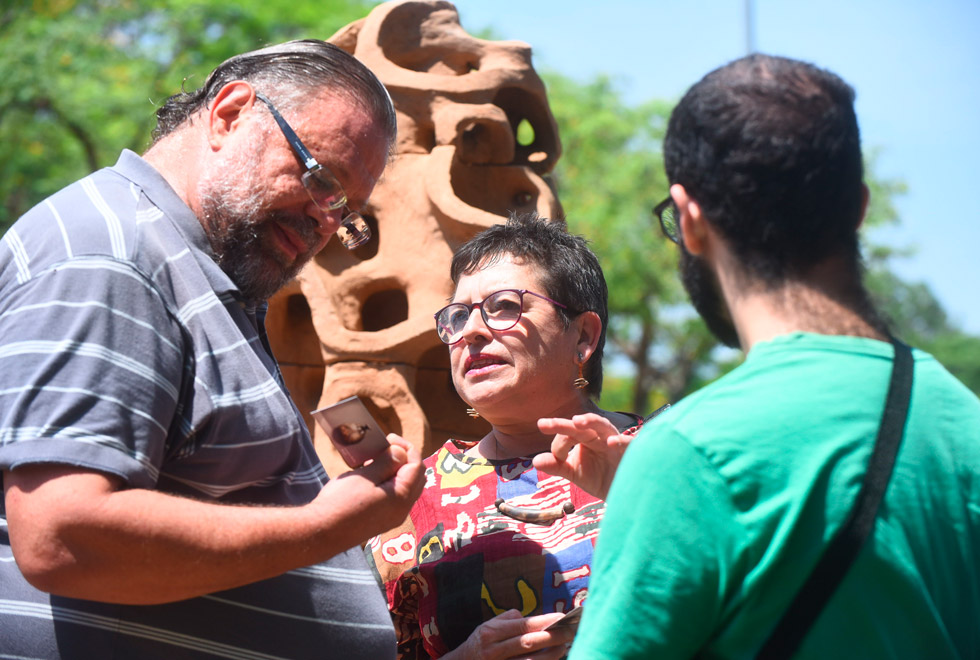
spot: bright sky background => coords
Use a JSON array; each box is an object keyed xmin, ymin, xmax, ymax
[{"xmin": 450, "ymin": 0, "xmax": 980, "ymax": 334}]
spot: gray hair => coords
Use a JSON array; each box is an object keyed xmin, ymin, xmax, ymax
[{"xmin": 152, "ymin": 39, "xmax": 396, "ymax": 144}]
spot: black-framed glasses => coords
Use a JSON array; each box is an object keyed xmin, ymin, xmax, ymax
[
  {"xmin": 653, "ymin": 197, "xmax": 680, "ymax": 244},
  {"xmin": 254, "ymin": 92, "xmax": 371, "ymax": 249},
  {"xmin": 433, "ymin": 289, "xmax": 568, "ymax": 345}
]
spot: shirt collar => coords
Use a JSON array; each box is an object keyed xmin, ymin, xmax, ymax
[{"xmin": 111, "ymin": 149, "xmax": 245, "ymax": 301}]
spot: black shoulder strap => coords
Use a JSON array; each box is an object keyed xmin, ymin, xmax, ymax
[{"xmin": 757, "ymin": 338, "xmax": 914, "ymax": 659}]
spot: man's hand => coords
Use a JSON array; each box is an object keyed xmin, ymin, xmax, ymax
[
  {"xmin": 311, "ymin": 434, "xmax": 425, "ymax": 545},
  {"xmin": 533, "ymin": 413, "xmax": 632, "ymax": 500}
]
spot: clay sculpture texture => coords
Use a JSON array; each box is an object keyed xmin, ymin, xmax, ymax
[{"xmin": 265, "ymin": 0, "xmax": 563, "ymax": 476}]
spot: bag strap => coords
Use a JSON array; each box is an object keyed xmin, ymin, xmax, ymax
[{"xmin": 757, "ymin": 338, "xmax": 914, "ymax": 659}]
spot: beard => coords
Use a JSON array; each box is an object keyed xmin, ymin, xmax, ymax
[
  {"xmin": 197, "ymin": 143, "xmax": 322, "ymax": 303},
  {"xmin": 679, "ymin": 248, "xmax": 741, "ymax": 348}
]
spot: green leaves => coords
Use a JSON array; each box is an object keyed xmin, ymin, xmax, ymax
[
  {"xmin": 543, "ymin": 71, "xmax": 717, "ymax": 409},
  {"xmin": 0, "ymin": 0, "xmax": 375, "ymax": 231},
  {"xmin": 3, "ymin": 4, "xmax": 977, "ymax": 400}
]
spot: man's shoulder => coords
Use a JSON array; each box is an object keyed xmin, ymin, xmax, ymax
[
  {"xmin": 4, "ymin": 157, "xmax": 200, "ymax": 296},
  {"xmin": 645, "ymin": 333, "xmax": 980, "ymax": 465},
  {"xmin": 910, "ymin": 346, "xmax": 980, "ymax": 408},
  {"xmin": 9, "ymin": 166, "xmax": 143, "ymax": 264},
  {"xmin": 645, "ymin": 335, "xmax": 896, "ymax": 449}
]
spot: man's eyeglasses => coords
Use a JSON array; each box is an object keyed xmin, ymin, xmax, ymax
[
  {"xmin": 254, "ymin": 93, "xmax": 371, "ymax": 250},
  {"xmin": 434, "ymin": 289, "xmax": 568, "ymax": 345},
  {"xmin": 653, "ymin": 197, "xmax": 680, "ymax": 244}
]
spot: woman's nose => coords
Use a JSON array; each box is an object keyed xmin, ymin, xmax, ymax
[{"xmin": 458, "ymin": 305, "xmax": 490, "ymax": 342}]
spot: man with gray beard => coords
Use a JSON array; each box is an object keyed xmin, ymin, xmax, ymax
[{"xmin": 0, "ymin": 39, "xmax": 425, "ymax": 659}]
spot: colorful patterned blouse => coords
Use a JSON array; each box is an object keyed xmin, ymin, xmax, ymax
[{"xmin": 366, "ymin": 416, "xmax": 644, "ymax": 659}]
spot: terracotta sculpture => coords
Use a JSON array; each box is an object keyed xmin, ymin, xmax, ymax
[{"xmin": 265, "ymin": 0, "xmax": 563, "ymax": 476}]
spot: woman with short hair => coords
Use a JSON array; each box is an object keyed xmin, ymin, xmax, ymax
[{"xmin": 367, "ymin": 212, "xmax": 660, "ymax": 659}]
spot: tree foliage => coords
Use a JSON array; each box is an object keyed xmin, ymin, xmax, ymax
[
  {"xmin": 0, "ymin": 0, "xmax": 373, "ymax": 233},
  {"xmin": 543, "ymin": 72, "xmax": 736, "ymax": 412},
  {"xmin": 2, "ymin": 3, "xmax": 977, "ymax": 404}
]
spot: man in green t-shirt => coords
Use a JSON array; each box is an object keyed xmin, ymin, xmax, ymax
[{"xmin": 535, "ymin": 54, "xmax": 980, "ymax": 658}]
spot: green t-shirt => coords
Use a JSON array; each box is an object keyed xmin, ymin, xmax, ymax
[{"xmin": 570, "ymin": 334, "xmax": 980, "ymax": 659}]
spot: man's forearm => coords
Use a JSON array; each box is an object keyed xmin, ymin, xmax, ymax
[{"xmin": 3, "ymin": 449, "xmax": 422, "ymax": 604}]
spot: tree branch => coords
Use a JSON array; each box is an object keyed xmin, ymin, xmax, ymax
[{"xmin": 34, "ymin": 97, "xmax": 99, "ymax": 171}]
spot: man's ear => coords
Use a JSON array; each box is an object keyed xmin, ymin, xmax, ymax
[
  {"xmin": 670, "ymin": 183, "xmax": 708, "ymax": 255},
  {"xmin": 575, "ymin": 310, "xmax": 603, "ymax": 362},
  {"xmin": 206, "ymin": 81, "xmax": 257, "ymax": 150}
]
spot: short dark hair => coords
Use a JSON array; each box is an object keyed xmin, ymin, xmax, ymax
[
  {"xmin": 449, "ymin": 212, "xmax": 609, "ymax": 398},
  {"xmin": 152, "ymin": 39, "xmax": 396, "ymax": 144},
  {"xmin": 664, "ymin": 54, "xmax": 864, "ymax": 282}
]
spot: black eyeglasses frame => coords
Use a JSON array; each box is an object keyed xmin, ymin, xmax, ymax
[
  {"xmin": 653, "ymin": 196, "xmax": 681, "ymax": 244},
  {"xmin": 254, "ymin": 92, "xmax": 371, "ymax": 249}
]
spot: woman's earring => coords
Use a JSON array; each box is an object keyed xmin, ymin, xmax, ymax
[
  {"xmin": 466, "ymin": 408, "xmax": 481, "ymax": 418},
  {"xmin": 573, "ymin": 353, "xmax": 589, "ymax": 390}
]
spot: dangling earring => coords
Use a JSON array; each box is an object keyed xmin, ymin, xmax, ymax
[
  {"xmin": 466, "ymin": 408, "xmax": 481, "ymax": 418},
  {"xmin": 573, "ymin": 353, "xmax": 589, "ymax": 390}
]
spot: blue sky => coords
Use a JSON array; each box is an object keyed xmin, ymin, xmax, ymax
[{"xmin": 450, "ymin": 0, "xmax": 980, "ymax": 334}]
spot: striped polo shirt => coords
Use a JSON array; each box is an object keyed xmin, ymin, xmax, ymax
[{"xmin": 0, "ymin": 150, "xmax": 396, "ymax": 659}]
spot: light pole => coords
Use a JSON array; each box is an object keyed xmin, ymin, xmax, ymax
[{"xmin": 745, "ymin": 0, "xmax": 756, "ymax": 54}]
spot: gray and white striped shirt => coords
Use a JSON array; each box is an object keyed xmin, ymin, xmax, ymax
[{"xmin": 0, "ymin": 150, "xmax": 395, "ymax": 659}]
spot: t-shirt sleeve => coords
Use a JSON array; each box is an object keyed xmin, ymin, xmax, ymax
[
  {"xmin": 0, "ymin": 258, "xmax": 185, "ymax": 489},
  {"xmin": 569, "ymin": 424, "xmax": 748, "ymax": 660}
]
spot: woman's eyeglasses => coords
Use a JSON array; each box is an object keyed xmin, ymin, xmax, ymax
[
  {"xmin": 433, "ymin": 289, "xmax": 568, "ymax": 345},
  {"xmin": 254, "ymin": 93, "xmax": 371, "ymax": 250}
]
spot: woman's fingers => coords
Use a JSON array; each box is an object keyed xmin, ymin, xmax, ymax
[
  {"xmin": 471, "ymin": 610, "xmax": 575, "ymax": 659},
  {"xmin": 538, "ymin": 413, "xmax": 620, "ymax": 459}
]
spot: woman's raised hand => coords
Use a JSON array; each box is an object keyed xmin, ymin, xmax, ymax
[{"xmin": 533, "ymin": 413, "xmax": 632, "ymax": 500}]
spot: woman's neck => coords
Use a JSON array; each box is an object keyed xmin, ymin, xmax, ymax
[{"xmin": 478, "ymin": 397, "xmax": 612, "ymax": 460}]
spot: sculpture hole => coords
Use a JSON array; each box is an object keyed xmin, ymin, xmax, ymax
[
  {"xmin": 516, "ymin": 118, "xmax": 535, "ymax": 146},
  {"xmin": 361, "ymin": 288, "xmax": 409, "ymax": 332},
  {"xmin": 513, "ymin": 191, "xmax": 534, "ymax": 207},
  {"xmin": 492, "ymin": 87, "xmax": 558, "ymax": 173},
  {"xmin": 417, "ymin": 120, "xmax": 436, "ymax": 152}
]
